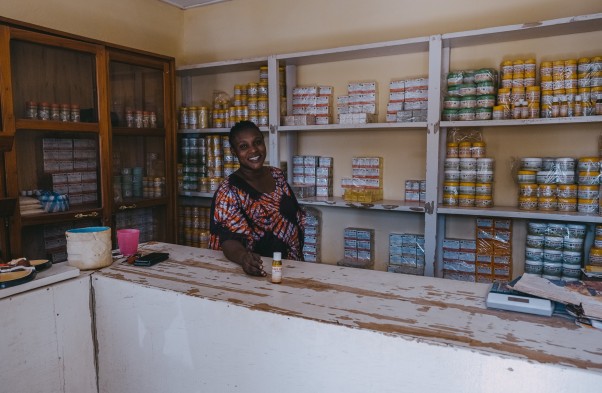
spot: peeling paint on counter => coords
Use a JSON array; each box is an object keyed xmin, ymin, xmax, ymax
[{"xmin": 92, "ymin": 242, "xmax": 602, "ymax": 375}]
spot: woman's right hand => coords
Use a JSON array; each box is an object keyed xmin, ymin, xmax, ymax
[{"xmin": 241, "ymin": 250, "xmax": 267, "ymax": 277}]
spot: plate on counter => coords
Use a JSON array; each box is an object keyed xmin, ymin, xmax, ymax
[
  {"xmin": 0, "ymin": 268, "xmax": 37, "ymax": 289},
  {"xmin": 30, "ymin": 259, "xmax": 52, "ymax": 272}
]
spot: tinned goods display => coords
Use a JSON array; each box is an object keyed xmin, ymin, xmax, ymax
[
  {"xmin": 178, "ymin": 134, "xmax": 239, "ymax": 193},
  {"xmin": 387, "ymin": 233, "xmax": 425, "ymax": 275},
  {"xmin": 337, "ymin": 227, "xmax": 374, "ymax": 269},
  {"xmin": 386, "ymin": 77, "xmax": 428, "ymax": 123},
  {"xmin": 302, "ymin": 207, "xmax": 321, "ymax": 262},
  {"xmin": 443, "ymin": 217, "xmax": 512, "ymax": 283},
  {"xmin": 337, "ymin": 81, "xmax": 378, "ymax": 124},
  {"xmin": 341, "ymin": 156, "xmax": 383, "ymax": 202},
  {"xmin": 524, "ymin": 221, "xmax": 587, "ymax": 281},
  {"xmin": 442, "ymin": 68, "xmax": 497, "ymax": 121},
  {"xmin": 585, "ymin": 224, "xmax": 602, "ymax": 274},
  {"xmin": 178, "ymin": 204, "xmax": 211, "ymax": 248},
  {"xmin": 291, "ymin": 155, "xmax": 333, "ymax": 198},
  {"xmin": 516, "ymin": 155, "xmax": 600, "ymax": 214},
  {"xmin": 26, "ymin": 101, "xmax": 83, "ymax": 123},
  {"xmin": 442, "ymin": 128, "xmax": 493, "ymax": 208},
  {"xmin": 116, "ymin": 207, "xmax": 159, "ymax": 244}
]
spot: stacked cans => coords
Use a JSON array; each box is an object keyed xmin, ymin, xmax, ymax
[
  {"xmin": 442, "ymin": 68, "xmax": 497, "ymax": 121},
  {"xmin": 517, "ymin": 156, "xmax": 600, "ymax": 213},
  {"xmin": 180, "ymin": 136, "xmax": 206, "ymax": 192},
  {"xmin": 524, "ymin": 221, "xmax": 586, "ymax": 281},
  {"xmin": 178, "ymin": 205, "xmax": 211, "ymax": 248},
  {"xmin": 587, "ymin": 225, "xmax": 602, "ymax": 269},
  {"xmin": 443, "ymin": 141, "xmax": 493, "ymax": 208},
  {"xmin": 302, "ymin": 207, "xmax": 321, "ymax": 263},
  {"xmin": 497, "ymin": 58, "xmax": 538, "ymax": 120}
]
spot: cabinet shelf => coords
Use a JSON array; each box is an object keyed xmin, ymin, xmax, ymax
[
  {"xmin": 115, "ymin": 197, "xmax": 169, "ymax": 212},
  {"xmin": 278, "ymin": 122, "xmax": 427, "ymax": 132},
  {"xmin": 438, "ymin": 205, "xmax": 602, "ymax": 224},
  {"xmin": 179, "ymin": 191, "xmax": 214, "ymax": 198},
  {"xmin": 441, "ymin": 116, "xmax": 602, "ymax": 128},
  {"xmin": 112, "ymin": 127, "xmax": 166, "ymax": 137},
  {"xmin": 299, "ymin": 196, "xmax": 425, "ymax": 213},
  {"xmin": 15, "ymin": 119, "xmax": 99, "ymax": 133},
  {"xmin": 177, "ymin": 56, "xmax": 268, "ymax": 76},
  {"xmin": 20, "ymin": 205, "xmax": 102, "ymax": 227}
]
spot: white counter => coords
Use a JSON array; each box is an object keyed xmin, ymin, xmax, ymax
[{"xmin": 92, "ymin": 242, "xmax": 602, "ymax": 393}]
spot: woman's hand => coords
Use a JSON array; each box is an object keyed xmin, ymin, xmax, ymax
[{"xmin": 241, "ymin": 250, "xmax": 267, "ymax": 277}]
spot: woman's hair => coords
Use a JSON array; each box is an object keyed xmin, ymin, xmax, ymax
[{"xmin": 229, "ymin": 120, "xmax": 262, "ymax": 148}]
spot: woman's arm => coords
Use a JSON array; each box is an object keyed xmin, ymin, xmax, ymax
[{"xmin": 221, "ymin": 239, "xmax": 267, "ymax": 277}]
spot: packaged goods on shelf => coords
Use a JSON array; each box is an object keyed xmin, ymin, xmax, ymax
[
  {"xmin": 281, "ymin": 115, "xmax": 316, "ymax": 126},
  {"xmin": 303, "ymin": 207, "xmax": 321, "ymax": 263},
  {"xmin": 291, "ymin": 155, "xmax": 333, "ymax": 198},
  {"xmin": 515, "ymin": 155, "xmax": 601, "ymax": 214},
  {"xmin": 42, "ymin": 219, "xmax": 98, "ymax": 263},
  {"xmin": 586, "ymin": 225, "xmax": 602, "ymax": 276},
  {"xmin": 116, "ymin": 207, "xmax": 160, "ymax": 244},
  {"xmin": 341, "ymin": 156, "xmax": 383, "ymax": 202},
  {"xmin": 41, "ymin": 137, "xmax": 98, "ymax": 207},
  {"xmin": 525, "ymin": 221, "xmax": 587, "ymax": 281},
  {"xmin": 386, "ymin": 76, "xmax": 428, "ymax": 123},
  {"xmin": 178, "ymin": 204, "xmax": 211, "ymax": 248},
  {"xmin": 387, "ymin": 233, "xmax": 425, "ymax": 275},
  {"xmin": 404, "ymin": 179, "xmax": 426, "ymax": 202},
  {"xmin": 443, "ymin": 69, "xmax": 497, "ymax": 121},
  {"xmin": 337, "ymin": 227, "xmax": 374, "ymax": 269},
  {"xmin": 336, "ymin": 81, "xmax": 378, "ymax": 123},
  {"xmin": 290, "ymin": 85, "xmax": 333, "ymax": 125},
  {"xmin": 443, "ymin": 217, "xmax": 512, "ymax": 283}
]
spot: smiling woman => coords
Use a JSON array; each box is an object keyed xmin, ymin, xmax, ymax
[{"xmin": 209, "ymin": 121, "xmax": 305, "ymax": 276}]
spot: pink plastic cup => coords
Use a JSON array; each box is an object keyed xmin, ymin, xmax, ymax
[{"xmin": 117, "ymin": 228, "xmax": 140, "ymax": 256}]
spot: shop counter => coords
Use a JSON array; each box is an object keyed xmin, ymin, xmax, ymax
[{"xmin": 92, "ymin": 242, "xmax": 602, "ymax": 393}]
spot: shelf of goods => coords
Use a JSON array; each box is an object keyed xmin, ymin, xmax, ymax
[
  {"xmin": 0, "ymin": 21, "xmax": 176, "ymax": 261},
  {"xmin": 436, "ymin": 13, "xmax": 602, "ymax": 283},
  {"xmin": 176, "ymin": 13, "xmax": 602, "ymax": 279}
]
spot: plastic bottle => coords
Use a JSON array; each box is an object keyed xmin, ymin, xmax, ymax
[{"xmin": 271, "ymin": 252, "xmax": 282, "ymax": 284}]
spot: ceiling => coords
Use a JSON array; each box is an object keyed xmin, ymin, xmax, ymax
[{"xmin": 157, "ymin": 0, "xmax": 231, "ymax": 10}]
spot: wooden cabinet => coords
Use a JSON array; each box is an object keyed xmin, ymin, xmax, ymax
[
  {"xmin": 0, "ymin": 20, "xmax": 175, "ymax": 261},
  {"xmin": 176, "ymin": 13, "xmax": 602, "ymax": 277}
]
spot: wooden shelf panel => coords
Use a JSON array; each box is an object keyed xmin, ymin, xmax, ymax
[
  {"xmin": 299, "ymin": 196, "xmax": 425, "ymax": 213},
  {"xmin": 20, "ymin": 205, "xmax": 102, "ymax": 227},
  {"xmin": 179, "ymin": 191, "xmax": 214, "ymax": 198},
  {"xmin": 279, "ymin": 122, "xmax": 427, "ymax": 132},
  {"xmin": 15, "ymin": 119, "xmax": 99, "ymax": 133},
  {"xmin": 441, "ymin": 116, "xmax": 602, "ymax": 128},
  {"xmin": 177, "ymin": 127, "xmax": 269, "ymax": 135},
  {"xmin": 112, "ymin": 127, "xmax": 166, "ymax": 137},
  {"xmin": 114, "ymin": 197, "xmax": 169, "ymax": 212},
  {"xmin": 438, "ymin": 205, "xmax": 602, "ymax": 224},
  {"xmin": 177, "ymin": 56, "xmax": 269, "ymax": 76}
]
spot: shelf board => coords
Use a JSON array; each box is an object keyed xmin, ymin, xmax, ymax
[
  {"xmin": 20, "ymin": 205, "xmax": 103, "ymax": 226},
  {"xmin": 443, "ymin": 13, "xmax": 602, "ymax": 48},
  {"xmin": 441, "ymin": 116, "xmax": 602, "ymax": 128},
  {"xmin": 299, "ymin": 196, "xmax": 425, "ymax": 213},
  {"xmin": 115, "ymin": 197, "xmax": 169, "ymax": 211},
  {"xmin": 278, "ymin": 122, "xmax": 427, "ymax": 132},
  {"xmin": 177, "ymin": 56, "xmax": 269, "ymax": 76},
  {"xmin": 437, "ymin": 205, "xmax": 602, "ymax": 223},
  {"xmin": 15, "ymin": 119, "xmax": 99, "ymax": 133},
  {"xmin": 178, "ymin": 126, "xmax": 269, "ymax": 134},
  {"xmin": 179, "ymin": 191, "xmax": 214, "ymax": 198},
  {"xmin": 112, "ymin": 127, "xmax": 166, "ymax": 137},
  {"xmin": 276, "ymin": 36, "xmax": 430, "ymax": 66},
  {"xmin": 0, "ymin": 135, "xmax": 14, "ymax": 152}
]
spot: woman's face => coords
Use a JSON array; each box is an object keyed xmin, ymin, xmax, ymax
[{"xmin": 231, "ymin": 128, "xmax": 266, "ymax": 171}]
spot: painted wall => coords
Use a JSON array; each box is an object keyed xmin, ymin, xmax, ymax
[
  {"xmin": 0, "ymin": 0, "xmax": 182, "ymax": 57},
  {"xmin": 179, "ymin": 0, "xmax": 602, "ymax": 64}
]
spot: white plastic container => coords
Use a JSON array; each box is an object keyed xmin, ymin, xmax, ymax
[{"xmin": 66, "ymin": 226, "xmax": 112, "ymax": 270}]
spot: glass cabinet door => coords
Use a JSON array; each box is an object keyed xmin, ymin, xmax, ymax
[{"xmin": 108, "ymin": 51, "xmax": 175, "ymax": 244}]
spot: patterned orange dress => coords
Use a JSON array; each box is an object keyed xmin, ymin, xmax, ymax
[{"xmin": 209, "ymin": 167, "xmax": 305, "ymax": 260}]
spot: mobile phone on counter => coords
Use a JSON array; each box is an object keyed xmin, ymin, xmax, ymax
[{"xmin": 133, "ymin": 252, "xmax": 169, "ymax": 266}]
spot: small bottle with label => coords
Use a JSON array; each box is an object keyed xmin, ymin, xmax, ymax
[
  {"xmin": 559, "ymin": 95, "xmax": 569, "ymax": 117},
  {"xmin": 271, "ymin": 252, "xmax": 282, "ymax": 284}
]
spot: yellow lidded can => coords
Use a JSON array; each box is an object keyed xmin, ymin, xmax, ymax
[
  {"xmin": 558, "ymin": 198, "xmax": 577, "ymax": 212},
  {"xmin": 537, "ymin": 196, "xmax": 558, "ymax": 211},
  {"xmin": 458, "ymin": 194, "xmax": 475, "ymax": 207},
  {"xmin": 519, "ymin": 183, "xmax": 538, "ymax": 197},
  {"xmin": 518, "ymin": 196, "xmax": 538, "ymax": 211},
  {"xmin": 475, "ymin": 195, "xmax": 493, "ymax": 208}
]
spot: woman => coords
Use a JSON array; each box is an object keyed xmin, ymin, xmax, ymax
[{"xmin": 209, "ymin": 121, "xmax": 305, "ymax": 276}]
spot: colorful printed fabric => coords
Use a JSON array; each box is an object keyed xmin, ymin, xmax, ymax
[{"xmin": 210, "ymin": 167, "xmax": 305, "ymax": 260}]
